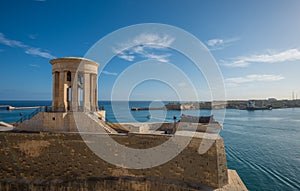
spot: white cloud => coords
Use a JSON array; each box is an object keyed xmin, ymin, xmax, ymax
[
  {"xmin": 29, "ymin": 64, "xmax": 40, "ymax": 68},
  {"xmin": 206, "ymin": 37, "xmax": 239, "ymax": 50},
  {"xmin": 118, "ymin": 52, "xmax": 135, "ymax": 61},
  {"xmin": 223, "ymin": 49, "xmax": 300, "ymax": 67},
  {"xmin": 141, "ymin": 52, "xmax": 170, "ymax": 63},
  {"xmin": 130, "ymin": 33, "xmax": 174, "ymax": 48},
  {"xmin": 225, "ymin": 74, "xmax": 284, "ymax": 87},
  {"xmin": 113, "ymin": 33, "xmax": 175, "ymax": 63},
  {"xmin": 28, "ymin": 34, "xmax": 37, "ymax": 39},
  {"xmin": 0, "ymin": 33, "xmax": 27, "ymax": 48},
  {"xmin": 207, "ymin": 39, "xmax": 224, "ymax": 47},
  {"xmin": 220, "ymin": 59, "xmax": 250, "ymax": 67},
  {"xmin": 102, "ymin": 70, "xmax": 118, "ymax": 76},
  {"xmin": 178, "ymin": 82, "xmax": 187, "ymax": 87},
  {"xmin": 0, "ymin": 32, "xmax": 56, "ymax": 59},
  {"xmin": 25, "ymin": 48, "xmax": 55, "ymax": 59}
]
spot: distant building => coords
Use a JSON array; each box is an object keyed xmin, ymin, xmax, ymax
[
  {"xmin": 165, "ymin": 102, "xmax": 182, "ymax": 110},
  {"xmin": 247, "ymin": 100, "xmax": 255, "ymax": 108},
  {"xmin": 268, "ymin": 98, "xmax": 277, "ymax": 101}
]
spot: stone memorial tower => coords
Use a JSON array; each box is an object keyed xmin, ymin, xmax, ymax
[
  {"xmin": 50, "ymin": 57, "xmax": 99, "ymax": 112},
  {"xmin": 15, "ymin": 57, "xmax": 108, "ymax": 132}
]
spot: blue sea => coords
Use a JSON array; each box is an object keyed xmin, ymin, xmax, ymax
[{"xmin": 0, "ymin": 100, "xmax": 299, "ymax": 191}]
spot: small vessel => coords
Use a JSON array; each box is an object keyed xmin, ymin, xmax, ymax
[
  {"xmin": 245, "ymin": 101, "xmax": 272, "ymax": 110},
  {"xmin": 180, "ymin": 114, "xmax": 216, "ymax": 123}
]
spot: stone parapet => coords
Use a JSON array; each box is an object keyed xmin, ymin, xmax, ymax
[{"xmin": 0, "ymin": 132, "xmax": 231, "ymax": 190}]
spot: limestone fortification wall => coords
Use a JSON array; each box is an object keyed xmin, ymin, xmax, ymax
[
  {"xmin": 121, "ymin": 122, "xmax": 222, "ymax": 133},
  {"xmin": 0, "ymin": 132, "xmax": 228, "ymax": 191}
]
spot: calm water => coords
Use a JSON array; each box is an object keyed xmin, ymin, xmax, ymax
[{"xmin": 0, "ymin": 101, "xmax": 299, "ymax": 191}]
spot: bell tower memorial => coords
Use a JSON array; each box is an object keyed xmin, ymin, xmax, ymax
[
  {"xmin": 15, "ymin": 57, "xmax": 107, "ymax": 132},
  {"xmin": 50, "ymin": 57, "xmax": 99, "ymax": 112}
]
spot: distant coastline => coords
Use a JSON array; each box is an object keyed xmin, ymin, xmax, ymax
[
  {"xmin": 1, "ymin": 99, "xmax": 300, "ymax": 111},
  {"xmin": 169, "ymin": 99, "xmax": 300, "ymax": 110},
  {"xmin": 131, "ymin": 99, "xmax": 300, "ymax": 111}
]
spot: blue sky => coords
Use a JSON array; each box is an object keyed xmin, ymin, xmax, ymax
[{"xmin": 1, "ymin": 0, "xmax": 300, "ymax": 101}]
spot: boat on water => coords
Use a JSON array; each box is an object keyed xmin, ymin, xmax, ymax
[
  {"xmin": 245, "ymin": 100, "xmax": 272, "ymax": 110},
  {"xmin": 180, "ymin": 114, "xmax": 216, "ymax": 123},
  {"xmin": 245, "ymin": 106, "xmax": 273, "ymax": 110},
  {"xmin": 131, "ymin": 107, "xmax": 163, "ymax": 111}
]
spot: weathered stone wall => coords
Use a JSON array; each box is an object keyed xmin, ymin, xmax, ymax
[
  {"xmin": 15, "ymin": 112, "xmax": 45, "ymax": 131},
  {"xmin": 0, "ymin": 178, "xmax": 203, "ymax": 191},
  {"xmin": 16, "ymin": 112, "xmax": 71, "ymax": 132},
  {"xmin": 0, "ymin": 132, "xmax": 228, "ymax": 190},
  {"xmin": 121, "ymin": 122, "xmax": 222, "ymax": 133}
]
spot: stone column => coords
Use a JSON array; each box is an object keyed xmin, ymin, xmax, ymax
[
  {"xmin": 58, "ymin": 71, "xmax": 66, "ymax": 111},
  {"xmin": 94, "ymin": 74, "xmax": 98, "ymax": 110},
  {"xmin": 83, "ymin": 73, "xmax": 91, "ymax": 111},
  {"xmin": 52, "ymin": 72, "xmax": 60, "ymax": 110},
  {"xmin": 52, "ymin": 73, "xmax": 56, "ymax": 108},
  {"xmin": 71, "ymin": 72, "xmax": 79, "ymax": 111},
  {"xmin": 90, "ymin": 74, "xmax": 97, "ymax": 111},
  {"xmin": 90, "ymin": 74, "xmax": 94, "ymax": 111}
]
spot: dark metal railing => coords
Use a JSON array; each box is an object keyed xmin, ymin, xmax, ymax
[
  {"xmin": 45, "ymin": 106, "xmax": 100, "ymax": 112},
  {"xmin": 16, "ymin": 106, "xmax": 45, "ymax": 123},
  {"xmin": 16, "ymin": 105, "xmax": 102, "ymax": 124},
  {"xmin": 45, "ymin": 106, "xmax": 66, "ymax": 112}
]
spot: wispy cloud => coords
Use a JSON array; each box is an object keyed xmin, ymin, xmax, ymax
[
  {"xmin": 0, "ymin": 33, "xmax": 26, "ymax": 48},
  {"xmin": 206, "ymin": 37, "xmax": 239, "ymax": 50},
  {"xmin": 117, "ymin": 52, "xmax": 135, "ymax": 61},
  {"xmin": 0, "ymin": 32, "xmax": 55, "ymax": 59},
  {"xmin": 102, "ymin": 70, "xmax": 118, "ymax": 76},
  {"xmin": 225, "ymin": 74, "xmax": 284, "ymax": 87},
  {"xmin": 28, "ymin": 34, "xmax": 37, "ymax": 39},
  {"xmin": 140, "ymin": 52, "xmax": 170, "ymax": 63},
  {"xmin": 29, "ymin": 64, "xmax": 40, "ymax": 68},
  {"xmin": 178, "ymin": 82, "xmax": 187, "ymax": 87},
  {"xmin": 113, "ymin": 33, "xmax": 175, "ymax": 63},
  {"xmin": 223, "ymin": 48, "xmax": 300, "ymax": 67},
  {"xmin": 25, "ymin": 48, "xmax": 55, "ymax": 59}
]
